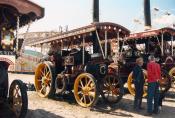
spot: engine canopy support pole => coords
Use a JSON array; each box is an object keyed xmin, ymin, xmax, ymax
[
  {"xmin": 96, "ymin": 30, "xmax": 105, "ymax": 59},
  {"xmin": 171, "ymin": 35, "xmax": 174, "ymax": 56},
  {"xmin": 82, "ymin": 36, "xmax": 85, "ymax": 65},
  {"xmin": 161, "ymin": 33, "xmax": 164, "ymax": 56},
  {"xmin": 105, "ymin": 31, "xmax": 108, "ymax": 59},
  {"xmin": 117, "ymin": 31, "xmax": 120, "ymax": 63},
  {"xmin": 61, "ymin": 40, "xmax": 63, "ymax": 56}
]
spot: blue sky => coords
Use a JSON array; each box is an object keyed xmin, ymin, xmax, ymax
[{"xmin": 25, "ymin": 0, "xmax": 175, "ymax": 33}]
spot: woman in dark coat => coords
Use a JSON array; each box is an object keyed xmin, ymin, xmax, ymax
[{"xmin": 133, "ymin": 57, "xmax": 145, "ymax": 111}]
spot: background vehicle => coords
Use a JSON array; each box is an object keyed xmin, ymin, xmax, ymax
[
  {"xmin": 0, "ymin": 0, "xmax": 44, "ymax": 117},
  {"xmin": 118, "ymin": 28, "xmax": 174, "ymax": 96}
]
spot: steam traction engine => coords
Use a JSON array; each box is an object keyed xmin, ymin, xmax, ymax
[
  {"xmin": 109, "ymin": 28, "xmax": 175, "ymax": 97},
  {"xmin": 34, "ymin": 22, "xmax": 130, "ymax": 107}
]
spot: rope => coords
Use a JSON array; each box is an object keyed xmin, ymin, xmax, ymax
[{"xmin": 16, "ymin": 16, "xmax": 20, "ymax": 51}]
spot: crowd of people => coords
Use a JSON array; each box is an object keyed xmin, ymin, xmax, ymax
[{"xmin": 132, "ymin": 55, "xmax": 163, "ymax": 116}]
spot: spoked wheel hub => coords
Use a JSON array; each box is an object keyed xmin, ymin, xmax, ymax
[
  {"xmin": 74, "ymin": 73, "xmax": 98, "ymax": 107},
  {"xmin": 101, "ymin": 74, "xmax": 124, "ymax": 104},
  {"xmin": 35, "ymin": 61, "xmax": 55, "ymax": 98}
]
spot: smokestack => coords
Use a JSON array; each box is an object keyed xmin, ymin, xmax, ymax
[
  {"xmin": 93, "ymin": 0, "xmax": 99, "ymax": 22},
  {"xmin": 144, "ymin": 0, "xmax": 152, "ymax": 30}
]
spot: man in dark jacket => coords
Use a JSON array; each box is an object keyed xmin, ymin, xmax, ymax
[{"xmin": 133, "ymin": 57, "xmax": 144, "ymax": 111}]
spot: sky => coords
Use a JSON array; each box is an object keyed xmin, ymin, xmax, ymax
[{"xmin": 21, "ymin": 0, "xmax": 175, "ymax": 33}]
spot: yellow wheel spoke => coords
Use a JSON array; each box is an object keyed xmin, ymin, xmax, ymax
[
  {"xmin": 37, "ymin": 79, "xmax": 42, "ymax": 82},
  {"xmin": 40, "ymin": 85, "xmax": 46, "ymax": 94},
  {"xmin": 88, "ymin": 95, "xmax": 92, "ymax": 103},
  {"xmin": 88, "ymin": 92, "xmax": 95, "ymax": 97},
  {"xmin": 83, "ymin": 95, "xmax": 86, "ymax": 104},
  {"xmin": 78, "ymin": 91, "xmax": 83, "ymax": 95},
  {"xmin": 80, "ymin": 96, "xmax": 84, "ymax": 102},
  {"xmin": 80, "ymin": 80, "xmax": 84, "ymax": 88},
  {"xmin": 40, "ymin": 70, "xmax": 45, "ymax": 76},
  {"xmin": 44, "ymin": 66, "xmax": 48, "ymax": 75},
  {"xmin": 85, "ymin": 77, "xmax": 88, "ymax": 85},
  {"xmin": 89, "ymin": 86, "xmax": 95, "ymax": 91},
  {"xmin": 46, "ymin": 71, "xmax": 50, "ymax": 77},
  {"xmin": 87, "ymin": 79, "xmax": 92, "ymax": 87},
  {"xmin": 78, "ymin": 85, "xmax": 82, "ymax": 88}
]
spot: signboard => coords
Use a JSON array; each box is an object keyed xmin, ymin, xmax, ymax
[{"xmin": 0, "ymin": 55, "xmax": 15, "ymax": 71}]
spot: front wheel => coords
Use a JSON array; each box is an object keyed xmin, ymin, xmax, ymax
[
  {"xmin": 9, "ymin": 80, "xmax": 28, "ymax": 118},
  {"xmin": 74, "ymin": 73, "xmax": 99, "ymax": 107},
  {"xmin": 101, "ymin": 74, "xmax": 124, "ymax": 104},
  {"xmin": 34, "ymin": 61, "xmax": 55, "ymax": 98}
]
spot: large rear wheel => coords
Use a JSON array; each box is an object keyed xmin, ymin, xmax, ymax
[
  {"xmin": 169, "ymin": 67, "xmax": 175, "ymax": 88},
  {"xmin": 34, "ymin": 61, "xmax": 55, "ymax": 98},
  {"xmin": 74, "ymin": 73, "xmax": 98, "ymax": 107},
  {"xmin": 128, "ymin": 69, "xmax": 171, "ymax": 97},
  {"xmin": 9, "ymin": 80, "xmax": 28, "ymax": 118},
  {"xmin": 160, "ymin": 70, "xmax": 171, "ymax": 94},
  {"xmin": 127, "ymin": 70, "xmax": 148, "ymax": 97},
  {"xmin": 101, "ymin": 74, "xmax": 124, "ymax": 104}
]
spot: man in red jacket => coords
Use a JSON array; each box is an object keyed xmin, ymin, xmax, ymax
[{"xmin": 146, "ymin": 55, "xmax": 161, "ymax": 116}]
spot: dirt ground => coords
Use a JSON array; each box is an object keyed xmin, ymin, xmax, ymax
[{"xmin": 8, "ymin": 73, "xmax": 175, "ymax": 118}]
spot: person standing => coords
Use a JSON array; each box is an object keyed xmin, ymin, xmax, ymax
[
  {"xmin": 146, "ymin": 55, "xmax": 161, "ymax": 116},
  {"xmin": 133, "ymin": 57, "xmax": 144, "ymax": 111}
]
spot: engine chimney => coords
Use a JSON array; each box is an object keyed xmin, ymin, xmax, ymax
[
  {"xmin": 144, "ymin": 0, "xmax": 152, "ymax": 30},
  {"xmin": 93, "ymin": 0, "xmax": 99, "ymax": 22}
]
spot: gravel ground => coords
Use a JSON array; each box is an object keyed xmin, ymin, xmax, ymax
[{"xmin": 8, "ymin": 73, "xmax": 175, "ymax": 118}]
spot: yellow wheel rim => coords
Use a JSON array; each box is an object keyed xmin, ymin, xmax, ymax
[
  {"xmin": 35, "ymin": 63, "xmax": 52, "ymax": 98},
  {"xmin": 127, "ymin": 70, "xmax": 147, "ymax": 97},
  {"xmin": 169, "ymin": 67, "xmax": 175, "ymax": 86},
  {"xmin": 74, "ymin": 73, "xmax": 97, "ymax": 107}
]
